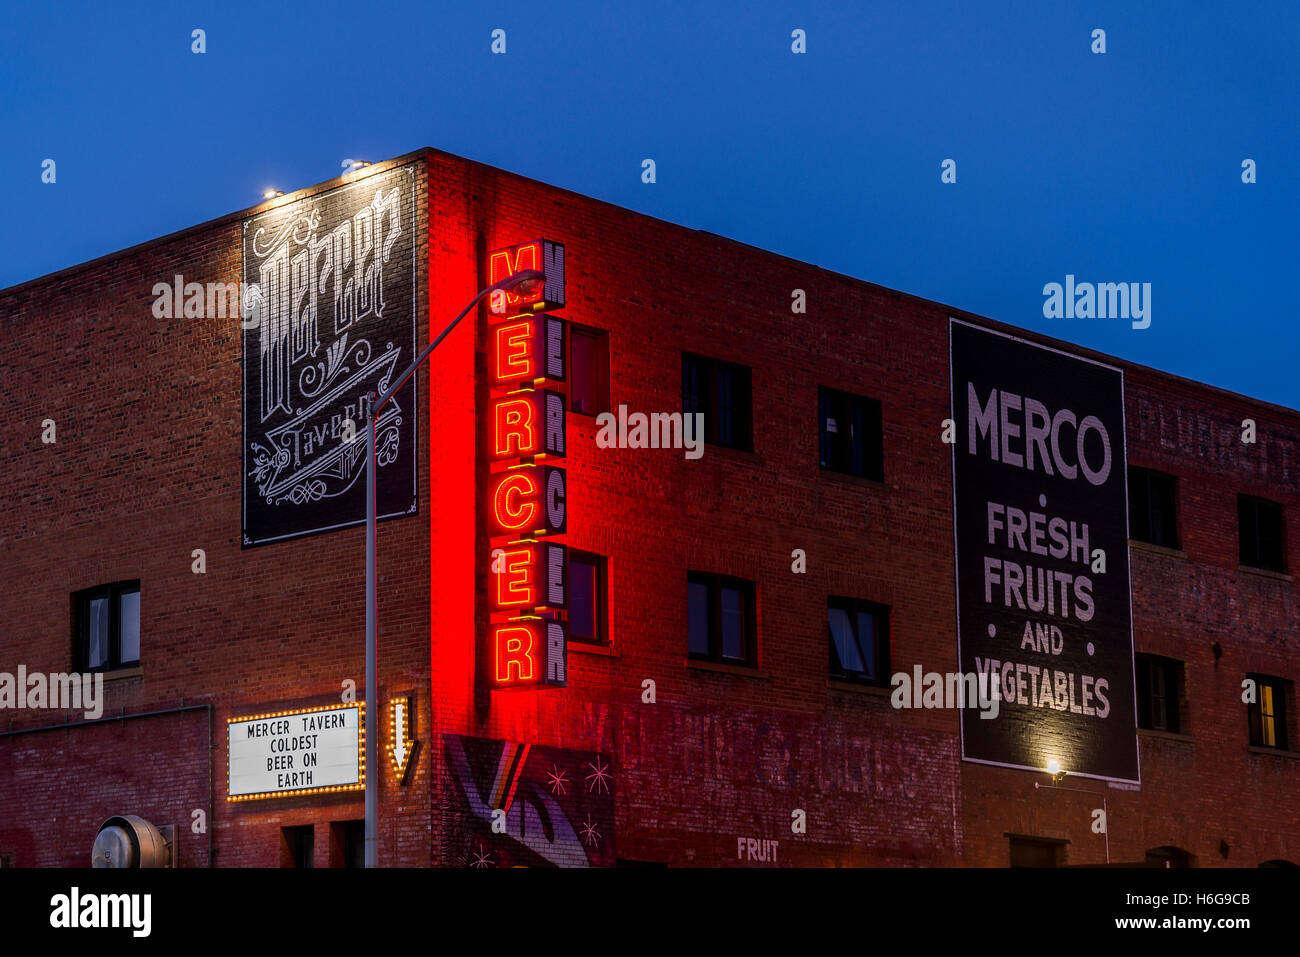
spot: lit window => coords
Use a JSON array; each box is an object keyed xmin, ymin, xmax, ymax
[{"xmin": 1248, "ymin": 674, "xmax": 1289, "ymax": 750}]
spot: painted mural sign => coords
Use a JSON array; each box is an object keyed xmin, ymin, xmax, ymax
[
  {"xmin": 241, "ymin": 164, "xmax": 419, "ymax": 546},
  {"xmin": 442, "ymin": 735, "xmax": 614, "ymax": 867},
  {"xmin": 949, "ymin": 318, "xmax": 1139, "ymax": 784}
]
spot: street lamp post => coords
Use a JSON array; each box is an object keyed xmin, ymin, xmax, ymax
[{"xmin": 361, "ymin": 268, "xmax": 545, "ymax": 868}]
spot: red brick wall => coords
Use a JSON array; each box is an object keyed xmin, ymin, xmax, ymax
[
  {"xmin": 0, "ymin": 157, "xmax": 435, "ymax": 867},
  {"xmin": 1, "ymin": 147, "xmax": 1296, "ymax": 867},
  {"xmin": 423, "ymin": 149, "xmax": 1299, "ymax": 866}
]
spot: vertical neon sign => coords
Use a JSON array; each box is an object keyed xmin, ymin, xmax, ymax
[{"xmin": 485, "ymin": 240, "xmax": 568, "ymax": 689}]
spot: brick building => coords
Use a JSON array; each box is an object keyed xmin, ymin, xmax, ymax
[{"xmin": 0, "ymin": 147, "xmax": 1296, "ymax": 868}]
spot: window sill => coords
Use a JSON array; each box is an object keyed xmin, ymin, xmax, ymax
[
  {"xmin": 100, "ymin": 666, "xmax": 144, "ymax": 683},
  {"xmin": 1137, "ymin": 728, "xmax": 1193, "ymax": 744},
  {"xmin": 684, "ymin": 658, "xmax": 766, "ymax": 679},
  {"xmin": 698, "ymin": 443, "xmax": 760, "ymax": 464},
  {"xmin": 569, "ymin": 641, "xmax": 619, "ymax": 658},
  {"xmin": 827, "ymin": 679, "xmax": 892, "ymax": 697},
  {"xmin": 1238, "ymin": 565, "xmax": 1292, "ymax": 583},
  {"xmin": 1247, "ymin": 745, "xmax": 1300, "ymax": 761},
  {"xmin": 1128, "ymin": 541, "xmax": 1186, "ymax": 560},
  {"xmin": 818, "ymin": 468, "xmax": 889, "ymax": 493}
]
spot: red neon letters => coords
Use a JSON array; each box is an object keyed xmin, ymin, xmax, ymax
[
  {"xmin": 487, "ymin": 239, "xmax": 566, "ymax": 316},
  {"xmin": 484, "ymin": 238, "xmax": 569, "ymax": 690}
]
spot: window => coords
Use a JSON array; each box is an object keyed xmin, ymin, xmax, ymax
[
  {"xmin": 1128, "ymin": 467, "xmax": 1179, "ymax": 549},
  {"xmin": 1239, "ymin": 495, "xmax": 1285, "ymax": 573},
  {"xmin": 1135, "ymin": 655, "xmax": 1183, "ymax": 733},
  {"xmin": 281, "ymin": 825, "xmax": 314, "ymax": 868},
  {"xmin": 687, "ymin": 572, "xmax": 756, "ymax": 666},
  {"xmin": 569, "ymin": 551, "xmax": 608, "ymax": 644},
  {"xmin": 330, "ymin": 820, "xmax": 364, "ymax": 869},
  {"xmin": 73, "ymin": 581, "xmax": 140, "ymax": 672},
  {"xmin": 1145, "ymin": 846, "xmax": 1193, "ymax": 868},
  {"xmin": 827, "ymin": 597, "xmax": 890, "ymax": 685},
  {"xmin": 569, "ymin": 325, "xmax": 610, "ymax": 416},
  {"xmin": 682, "ymin": 352, "xmax": 752, "ymax": 451},
  {"xmin": 1247, "ymin": 674, "xmax": 1289, "ymax": 750},
  {"xmin": 1008, "ymin": 836, "xmax": 1065, "ymax": 868},
  {"xmin": 819, "ymin": 387, "xmax": 883, "ymax": 481}
]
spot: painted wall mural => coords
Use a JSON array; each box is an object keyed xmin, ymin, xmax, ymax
[
  {"xmin": 241, "ymin": 163, "xmax": 419, "ymax": 546},
  {"xmin": 442, "ymin": 735, "xmax": 615, "ymax": 867}
]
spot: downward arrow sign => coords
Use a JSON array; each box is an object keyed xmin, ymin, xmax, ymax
[{"xmin": 389, "ymin": 697, "xmax": 416, "ymax": 783}]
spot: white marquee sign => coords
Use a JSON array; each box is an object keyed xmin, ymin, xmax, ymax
[{"xmin": 228, "ymin": 703, "xmax": 363, "ymax": 801}]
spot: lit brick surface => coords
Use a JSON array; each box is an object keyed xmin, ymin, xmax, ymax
[{"xmin": 0, "ymin": 149, "xmax": 1295, "ymax": 866}]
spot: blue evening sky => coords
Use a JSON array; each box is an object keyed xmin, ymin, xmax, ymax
[{"xmin": 2, "ymin": 1, "xmax": 1296, "ymax": 407}]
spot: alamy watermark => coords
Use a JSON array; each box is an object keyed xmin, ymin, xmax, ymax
[
  {"xmin": 151, "ymin": 275, "xmax": 262, "ymax": 325},
  {"xmin": 0, "ymin": 666, "xmax": 103, "ymax": 720},
  {"xmin": 891, "ymin": 666, "xmax": 1000, "ymax": 719},
  {"xmin": 594, "ymin": 404, "xmax": 705, "ymax": 460},
  {"xmin": 1042, "ymin": 275, "xmax": 1151, "ymax": 329}
]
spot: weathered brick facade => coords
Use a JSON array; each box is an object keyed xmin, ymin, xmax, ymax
[{"xmin": 1, "ymin": 148, "xmax": 1295, "ymax": 867}]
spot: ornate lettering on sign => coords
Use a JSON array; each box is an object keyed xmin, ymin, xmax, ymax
[{"xmin": 242, "ymin": 164, "xmax": 418, "ymax": 546}]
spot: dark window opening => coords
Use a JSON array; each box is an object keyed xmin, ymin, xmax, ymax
[
  {"xmin": 330, "ymin": 820, "xmax": 365, "ymax": 869},
  {"xmin": 1009, "ymin": 836, "xmax": 1065, "ymax": 868},
  {"xmin": 569, "ymin": 551, "xmax": 608, "ymax": 644},
  {"xmin": 686, "ymin": 572, "xmax": 757, "ymax": 666},
  {"xmin": 819, "ymin": 387, "xmax": 883, "ymax": 481},
  {"xmin": 1128, "ymin": 467, "xmax": 1179, "ymax": 549},
  {"xmin": 282, "ymin": 825, "xmax": 314, "ymax": 869},
  {"xmin": 570, "ymin": 325, "xmax": 610, "ymax": 416},
  {"xmin": 1135, "ymin": 654, "xmax": 1183, "ymax": 733},
  {"xmin": 1239, "ymin": 495, "xmax": 1285, "ymax": 573},
  {"xmin": 1145, "ymin": 846, "xmax": 1194, "ymax": 868},
  {"xmin": 682, "ymin": 352, "xmax": 752, "ymax": 451}
]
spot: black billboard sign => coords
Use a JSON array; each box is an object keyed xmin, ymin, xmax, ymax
[
  {"xmin": 950, "ymin": 318, "xmax": 1138, "ymax": 783},
  {"xmin": 242, "ymin": 164, "xmax": 419, "ymax": 546}
]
